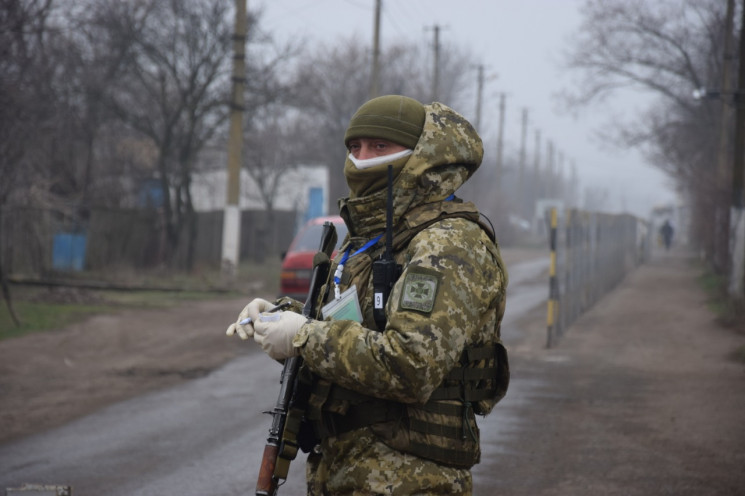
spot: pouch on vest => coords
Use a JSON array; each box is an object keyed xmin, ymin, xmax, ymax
[{"xmin": 371, "ymin": 401, "xmax": 481, "ymax": 469}]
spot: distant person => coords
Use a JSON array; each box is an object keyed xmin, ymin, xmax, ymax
[
  {"xmin": 659, "ymin": 220, "xmax": 674, "ymax": 251},
  {"xmin": 226, "ymin": 95, "xmax": 509, "ymax": 494}
]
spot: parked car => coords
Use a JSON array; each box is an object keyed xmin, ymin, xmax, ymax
[{"xmin": 279, "ymin": 215, "xmax": 347, "ymax": 301}]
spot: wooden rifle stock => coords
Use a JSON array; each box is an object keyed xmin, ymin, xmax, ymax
[
  {"xmin": 256, "ymin": 221, "xmax": 337, "ymax": 496},
  {"xmin": 256, "ymin": 444, "xmax": 279, "ymax": 495}
]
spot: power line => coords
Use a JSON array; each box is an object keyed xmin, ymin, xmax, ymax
[{"xmin": 381, "ymin": 1, "xmax": 410, "ymax": 40}]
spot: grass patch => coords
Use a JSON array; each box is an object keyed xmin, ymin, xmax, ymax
[
  {"xmin": 0, "ymin": 257, "xmax": 282, "ymax": 341},
  {"xmin": 696, "ymin": 267, "xmax": 745, "ymax": 331},
  {"xmin": 0, "ymin": 300, "xmax": 110, "ymax": 339},
  {"xmin": 0, "ymin": 288, "xmax": 227, "ymax": 339},
  {"xmin": 695, "ymin": 266, "xmax": 745, "ymax": 363},
  {"xmin": 99, "ymin": 289, "xmax": 230, "ymax": 307}
]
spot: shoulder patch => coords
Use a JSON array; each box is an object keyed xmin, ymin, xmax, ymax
[{"xmin": 399, "ymin": 267, "xmax": 441, "ymax": 314}]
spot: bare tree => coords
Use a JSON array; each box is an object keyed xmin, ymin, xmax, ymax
[
  {"xmin": 104, "ymin": 0, "xmax": 233, "ymax": 270},
  {"xmin": 290, "ymin": 38, "xmax": 477, "ymax": 214},
  {"xmin": 0, "ymin": 0, "xmax": 60, "ymax": 325},
  {"xmin": 0, "ymin": 0, "xmax": 65, "ymax": 207},
  {"xmin": 60, "ymin": 0, "xmax": 152, "ymax": 210},
  {"xmin": 243, "ymin": 113, "xmax": 307, "ymax": 262},
  {"xmin": 289, "ymin": 40, "xmax": 371, "ymax": 213},
  {"xmin": 561, "ymin": 0, "xmax": 729, "ymax": 268}
]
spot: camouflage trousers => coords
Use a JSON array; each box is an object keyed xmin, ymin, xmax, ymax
[{"xmin": 305, "ymin": 428, "xmax": 472, "ymax": 495}]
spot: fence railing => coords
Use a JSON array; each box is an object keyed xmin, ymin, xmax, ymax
[
  {"xmin": 546, "ymin": 207, "xmax": 651, "ymax": 348},
  {"xmin": 0, "ymin": 207, "xmax": 297, "ymax": 280}
]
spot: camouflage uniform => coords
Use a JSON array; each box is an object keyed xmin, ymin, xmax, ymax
[{"xmin": 292, "ymin": 102, "xmax": 509, "ymax": 495}]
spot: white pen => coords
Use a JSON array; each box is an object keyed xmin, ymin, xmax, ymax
[{"xmin": 238, "ymin": 302, "xmax": 291, "ymax": 325}]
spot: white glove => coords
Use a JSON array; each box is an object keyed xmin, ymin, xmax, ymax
[
  {"xmin": 253, "ymin": 311, "xmax": 308, "ymax": 360},
  {"xmin": 226, "ymin": 298, "xmax": 274, "ymax": 340}
]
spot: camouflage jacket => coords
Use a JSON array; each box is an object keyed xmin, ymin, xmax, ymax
[{"xmin": 292, "ymin": 102, "xmax": 509, "ymax": 495}]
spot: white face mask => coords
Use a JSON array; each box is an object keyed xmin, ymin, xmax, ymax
[{"xmin": 348, "ymin": 148, "xmax": 413, "ymax": 170}]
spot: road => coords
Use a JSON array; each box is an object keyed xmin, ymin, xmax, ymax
[
  {"xmin": 4, "ymin": 251, "xmax": 744, "ymax": 495},
  {"xmin": 0, "ymin": 257, "xmax": 549, "ymax": 495}
]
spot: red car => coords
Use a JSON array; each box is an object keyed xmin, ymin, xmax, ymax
[{"xmin": 279, "ymin": 216, "xmax": 348, "ymax": 301}]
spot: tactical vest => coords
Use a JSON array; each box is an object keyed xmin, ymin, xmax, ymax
[{"xmin": 304, "ymin": 199, "xmax": 510, "ymax": 469}]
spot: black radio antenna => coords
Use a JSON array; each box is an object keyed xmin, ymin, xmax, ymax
[{"xmin": 372, "ymin": 164, "xmax": 401, "ymax": 331}]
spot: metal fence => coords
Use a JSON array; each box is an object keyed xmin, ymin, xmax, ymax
[
  {"xmin": 546, "ymin": 207, "xmax": 651, "ymax": 348},
  {"xmin": 0, "ymin": 206, "xmax": 297, "ymax": 280}
]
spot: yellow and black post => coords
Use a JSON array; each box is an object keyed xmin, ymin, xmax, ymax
[{"xmin": 546, "ymin": 207, "xmax": 559, "ymax": 348}]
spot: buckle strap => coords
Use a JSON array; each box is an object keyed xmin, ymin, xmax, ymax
[
  {"xmin": 319, "ymin": 401, "xmax": 403, "ymax": 438},
  {"xmin": 445, "ymin": 366, "xmax": 498, "ymax": 382},
  {"xmin": 407, "ymin": 441, "xmax": 478, "ymax": 468}
]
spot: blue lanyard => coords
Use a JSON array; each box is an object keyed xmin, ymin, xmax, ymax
[
  {"xmin": 334, "ymin": 233, "xmax": 383, "ymax": 286},
  {"xmin": 332, "ymin": 196, "xmax": 453, "ymax": 297}
]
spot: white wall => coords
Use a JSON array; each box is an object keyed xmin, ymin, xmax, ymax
[{"xmin": 190, "ymin": 165, "xmax": 329, "ymax": 214}]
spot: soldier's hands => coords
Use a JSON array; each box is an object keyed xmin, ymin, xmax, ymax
[
  {"xmin": 253, "ymin": 311, "xmax": 307, "ymax": 360},
  {"xmin": 226, "ymin": 298, "xmax": 274, "ymax": 340}
]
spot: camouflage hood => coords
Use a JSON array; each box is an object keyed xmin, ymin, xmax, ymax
[{"xmin": 339, "ymin": 102, "xmax": 483, "ymax": 238}]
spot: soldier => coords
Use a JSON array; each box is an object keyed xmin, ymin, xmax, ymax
[{"xmin": 227, "ymin": 95, "xmax": 509, "ymax": 495}]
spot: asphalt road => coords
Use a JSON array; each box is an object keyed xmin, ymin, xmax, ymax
[{"xmin": 0, "ymin": 257, "xmax": 549, "ymax": 495}]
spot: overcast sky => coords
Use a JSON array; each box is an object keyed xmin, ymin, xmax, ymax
[{"xmin": 257, "ymin": 0, "xmax": 678, "ymax": 219}]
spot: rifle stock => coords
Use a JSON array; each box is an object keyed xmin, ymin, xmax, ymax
[
  {"xmin": 256, "ymin": 221, "xmax": 337, "ymax": 496},
  {"xmin": 256, "ymin": 444, "xmax": 278, "ymax": 494}
]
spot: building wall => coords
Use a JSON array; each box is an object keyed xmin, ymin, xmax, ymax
[{"xmin": 190, "ymin": 165, "xmax": 330, "ymax": 215}]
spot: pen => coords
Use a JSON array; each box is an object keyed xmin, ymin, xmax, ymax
[{"xmin": 238, "ymin": 301, "xmax": 291, "ymax": 325}]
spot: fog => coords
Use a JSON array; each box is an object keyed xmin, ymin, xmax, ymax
[{"xmin": 260, "ymin": 0, "xmax": 678, "ymax": 219}]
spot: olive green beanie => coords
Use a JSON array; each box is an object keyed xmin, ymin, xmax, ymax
[{"xmin": 344, "ymin": 95, "xmax": 426, "ymax": 149}]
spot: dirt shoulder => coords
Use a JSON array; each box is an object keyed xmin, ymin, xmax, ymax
[{"xmin": 0, "ymin": 296, "xmax": 251, "ymax": 445}]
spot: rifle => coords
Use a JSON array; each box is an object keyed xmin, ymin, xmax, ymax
[{"xmin": 256, "ymin": 221, "xmax": 337, "ymax": 496}]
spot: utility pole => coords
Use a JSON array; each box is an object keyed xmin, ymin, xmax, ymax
[
  {"xmin": 475, "ymin": 64, "xmax": 484, "ymax": 130},
  {"xmin": 518, "ymin": 108, "xmax": 528, "ymax": 217},
  {"xmin": 430, "ymin": 24, "xmax": 441, "ymax": 101},
  {"xmin": 546, "ymin": 139, "xmax": 555, "ymax": 198},
  {"xmin": 557, "ymin": 150, "xmax": 565, "ymax": 204},
  {"xmin": 731, "ymin": 0, "xmax": 745, "ymax": 296},
  {"xmin": 733, "ymin": 0, "xmax": 745, "ymax": 209},
  {"xmin": 532, "ymin": 128, "xmax": 542, "ymax": 215},
  {"xmin": 495, "ymin": 93, "xmax": 506, "ymax": 182},
  {"xmin": 714, "ymin": 0, "xmax": 735, "ymax": 277},
  {"xmin": 221, "ymin": 0, "xmax": 247, "ymax": 276},
  {"xmin": 570, "ymin": 160, "xmax": 579, "ymax": 209},
  {"xmin": 369, "ymin": 0, "xmax": 382, "ymax": 99}
]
